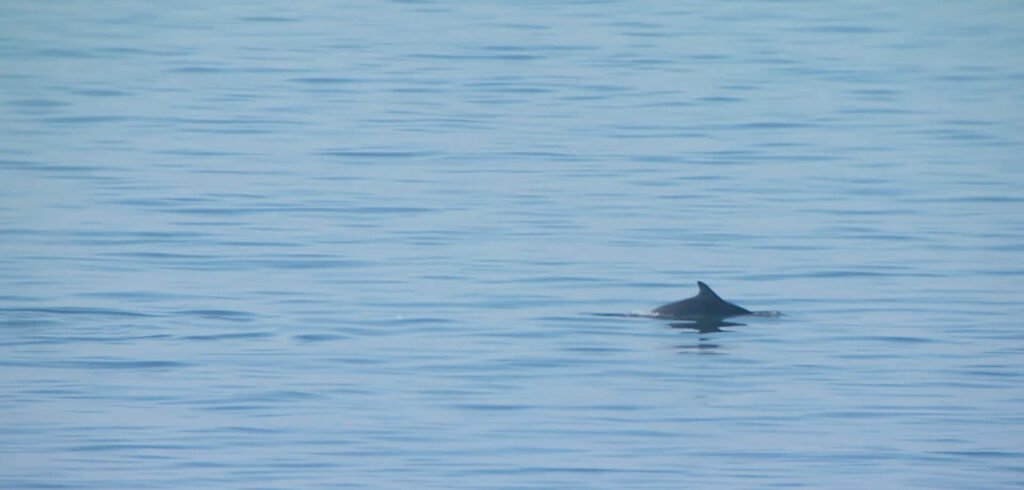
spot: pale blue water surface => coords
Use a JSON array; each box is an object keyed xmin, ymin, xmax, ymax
[{"xmin": 2, "ymin": 1, "xmax": 1024, "ymax": 488}]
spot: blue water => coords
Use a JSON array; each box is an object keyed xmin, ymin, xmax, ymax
[{"xmin": 3, "ymin": 1, "xmax": 1024, "ymax": 488}]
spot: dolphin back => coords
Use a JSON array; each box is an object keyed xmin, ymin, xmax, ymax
[{"xmin": 652, "ymin": 281, "xmax": 752, "ymax": 319}]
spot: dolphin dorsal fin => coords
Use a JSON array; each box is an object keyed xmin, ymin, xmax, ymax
[{"xmin": 696, "ymin": 281, "xmax": 724, "ymax": 302}]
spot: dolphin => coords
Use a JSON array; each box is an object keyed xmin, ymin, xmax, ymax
[{"xmin": 652, "ymin": 281, "xmax": 753, "ymax": 320}]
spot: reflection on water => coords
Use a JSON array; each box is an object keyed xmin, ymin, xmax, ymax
[
  {"xmin": 593, "ymin": 311, "xmax": 780, "ymax": 334},
  {"xmin": 670, "ymin": 319, "xmax": 746, "ymax": 334},
  {"xmin": 675, "ymin": 341, "xmax": 723, "ymax": 352},
  {"xmin": 669, "ymin": 320, "xmax": 740, "ymax": 352}
]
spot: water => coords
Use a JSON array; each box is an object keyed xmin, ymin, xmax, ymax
[{"xmin": 2, "ymin": 1, "xmax": 1024, "ymax": 488}]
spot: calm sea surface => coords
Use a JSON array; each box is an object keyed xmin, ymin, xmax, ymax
[{"xmin": 2, "ymin": 1, "xmax": 1023, "ymax": 488}]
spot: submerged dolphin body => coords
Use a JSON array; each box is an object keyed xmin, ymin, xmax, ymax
[{"xmin": 652, "ymin": 281, "xmax": 753, "ymax": 320}]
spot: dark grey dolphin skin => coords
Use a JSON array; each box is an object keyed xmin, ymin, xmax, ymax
[{"xmin": 652, "ymin": 281, "xmax": 752, "ymax": 320}]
